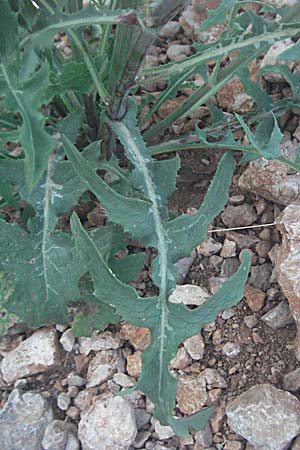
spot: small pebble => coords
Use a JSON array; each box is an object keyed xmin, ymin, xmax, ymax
[
  {"xmin": 222, "ymin": 342, "xmax": 241, "ymax": 358},
  {"xmin": 57, "ymin": 392, "xmax": 71, "ymax": 411}
]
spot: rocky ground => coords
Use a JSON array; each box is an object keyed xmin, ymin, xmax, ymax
[{"xmin": 1, "ymin": 0, "xmax": 300, "ymax": 449}]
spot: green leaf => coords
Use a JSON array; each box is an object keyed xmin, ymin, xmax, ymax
[
  {"xmin": 49, "ymin": 61, "xmax": 93, "ymax": 95},
  {"xmin": 235, "ymin": 113, "xmax": 283, "ymax": 160},
  {"xmin": 278, "ymin": 39, "xmax": 300, "ymax": 60},
  {"xmin": 63, "ymin": 135, "xmax": 157, "ymax": 244},
  {"xmin": 0, "ymin": 219, "xmax": 83, "ymax": 326},
  {"xmin": 199, "ymin": 0, "xmax": 236, "ymax": 31},
  {"xmin": 110, "ymin": 253, "xmax": 145, "ymax": 284},
  {"xmin": 72, "ymin": 296, "xmax": 121, "ymax": 337},
  {"xmin": 167, "ymin": 151, "xmax": 235, "ymax": 262},
  {"xmin": 0, "ymin": 272, "xmax": 18, "ymax": 336},
  {"xmin": 0, "ymin": 2, "xmax": 56, "ymax": 189},
  {"xmin": 26, "ymin": 6, "xmax": 138, "ymax": 49}
]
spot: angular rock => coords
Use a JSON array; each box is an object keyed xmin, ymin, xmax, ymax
[
  {"xmin": 238, "ymin": 156, "xmax": 300, "ymax": 206},
  {"xmin": 249, "ymin": 264, "xmax": 272, "ymax": 292},
  {"xmin": 57, "ymin": 392, "xmax": 70, "ymax": 411},
  {"xmin": 170, "ymin": 346, "xmax": 192, "ymax": 369},
  {"xmin": 226, "ymin": 231, "xmax": 260, "ymax": 249},
  {"xmin": 0, "ymin": 389, "xmax": 53, "ymax": 450},
  {"xmin": 217, "ymin": 76, "xmax": 255, "ymax": 114},
  {"xmin": 221, "ymin": 258, "xmax": 240, "ymax": 278},
  {"xmin": 42, "ymin": 420, "xmax": 79, "ymax": 450},
  {"xmin": 227, "ymin": 384, "xmax": 300, "ymax": 450},
  {"xmin": 209, "ymin": 277, "xmax": 228, "ymax": 294},
  {"xmin": 166, "ymin": 44, "xmax": 192, "ymax": 61},
  {"xmin": 220, "ymin": 239, "xmax": 237, "ymax": 258},
  {"xmin": 0, "ymin": 328, "xmax": 60, "ymax": 384},
  {"xmin": 221, "ymin": 204, "xmax": 257, "ymax": 228},
  {"xmin": 184, "ymin": 333, "xmax": 205, "ymax": 360},
  {"xmin": 152, "ymin": 418, "xmax": 175, "ymax": 440},
  {"xmin": 177, "ymin": 375, "xmax": 207, "ymax": 414},
  {"xmin": 261, "ymin": 301, "xmax": 294, "ymax": 330},
  {"xmin": 78, "ymin": 396, "xmax": 137, "ymax": 450},
  {"xmin": 158, "ymin": 21, "xmax": 181, "ymax": 39},
  {"xmin": 118, "ymin": 323, "xmax": 150, "ymax": 351},
  {"xmin": 197, "ymin": 237, "xmax": 222, "ymax": 256},
  {"xmin": 244, "ymin": 284, "xmax": 266, "ymax": 312},
  {"xmin": 180, "ymin": 3, "xmax": 223, "ymax": 43},
  {"xmin": 127, "ymin": 351, "xmax": 142, "ymax": 378},
  {"xmin": 276, "ymin": 204, "xmax": 300, "ymax": 359},
  {"xmin": 200, "ymin": 368, "xmax": 227, "ymax": 388},
  {"xmin": 60, "ymin": 329, "xmax": 75, "ymax": 352},
  {"xmin": 195, "ymin": 423, "xmax": 213, "ymax": 447},
  {"xmin": 222, "ymin": 342, "xmax": 240, "ymax": 358},
  {"xmin": 175, "ymin": 250, "xmax": 197, "ymax": 284},
  {"xmin": 86, "ymin": 350, "xmax": 119, "ymax": 387},
  {"xmin": 169, "ymin": 284, "xmax": 209, "ymax": 306},
  {"xmin": 283, "ymin": 368, "xmax": 300, "ymax": 392},
  {"xmin": 78, "ymin": 331, "xmax": 121, "ymax": 356}
]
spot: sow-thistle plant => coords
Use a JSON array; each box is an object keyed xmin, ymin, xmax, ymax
[{"xmin": 1, "ymin": 0, "xmax": 300, "ymax": 436}]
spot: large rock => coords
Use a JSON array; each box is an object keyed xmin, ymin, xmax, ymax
[
  {"xmin": 176, "ymin": 375, "xmax": 207, "ymax": 414},
  {"xmin": 0, "ymin": 389, "xmax": 53, "ymax": 450},
  {"xmin": 276, "ymin": 204, "xmax": 300, "ymax": 360},
  {"xmin": 169, "ymin": 284, "xmax": 210, "ymax": 306},
  {"xmin": 0, "ymin": 328, "xmax": 61, "ymax": 384},
  {"xmin": 226, "ymin": 384, "xmax": 300, "ymax": 450},
  {"xmin": 238, "ymin": 141, "xmax": 300, "ymax": 205},
  {"xmin": 78, "ymin": 396, "xmax": 137, "ymax": 450}
]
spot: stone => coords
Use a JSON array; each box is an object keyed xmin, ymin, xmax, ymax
[
  {"xmin": 67, "ymin": 372, "xmax": 86, "ymax": 387},
  {"xmin": 74, "ymin": 390, "xmax": 93, "ymax": 411},
  {"xmin": 200, "ymin": 368, "xmax": 227, "ymax": 388},
  {"xmin": 113, "ymin": 372, "xmax": 135, "ymax": 388},
  {"xmin": 0, "ymin": 389, "xmax": 53, "ymax": 450},
  {"xmin": 180, "ymin": 3, "xmax": 223, "ymax": 43},
  {"xmin": 127, "ymin": 351, "xmax": 142, "ymax": 377},
  {"xmin": 283, "ymin": 368, "xmax": 300, "ymax": 392},
  {"xmin": 244, "ymin": 315, "xmax": 259, "ymax": 329},
  {"xmin": 0, "ymin": 329, "xmax": 60, "ymax": 384},
  {"xmin": 118, "ymin": 323, "xmax": 150, "ymax": 351},
  {"xmin": 249, "ymin": 264, "xmax": 272, "ymax": 292},
  {"xmin": 244, "ymin": 284, "xmax": 266, "ymax": 312},
  {"xmin": 57, "ymin": 392, "xmax": 70, "ymax": 411},
  {"xmin": 170, "ymin": 346, "xmax": 192, "ymax": 369},
  {"xmin": 166, "ymin": 44, "xmax": 192, "ymax": 61},
  {"xmin": 195, "ymin": 423, "xmax": 213, "ymax": 447},
  {"xmin": 41, "ymin": 420, "xmax": 78, "ymax": 450},
  {"xmin": 152, "ymin": 418, "xmax": 175, "ymax": 440},
  {"xmin": 276, "ymin": 204, "xmax": 300, "ymax": 360},
  {"xmin": 209, "ymin": 277, "xmax": 228, "ymax": 294},
  {"xmin": 224, "ymin": 442, "xmax": 244, "ymax": 450},
  {"xmin": 158, "ymin": 21, "xmax": 181, "ymax": 39},
  {"xmin": 238, "ymin": 156, "xmax": 300, "ymax": 206},
  {"xmin": 134, "ymin": 431, "xmax": 151, "ymax": 448},
  {"xmin": 197, "ymin": 237, "xmax": 222, "ymax": 256},
  {"xmin": 65, "ymin": 432, "xmax": 80, "ymax": 450},
  {"xmin": 177, "ymin": 375, "xmax": 207, "ymax": 414},
  {"xmin": 86, "ymin": 350, "xmax": 118, "ymax": 387},
  {"xmin": 169, "ymin": 284, "xmax": 210, "ymax": 306},
  {"xmin": 221, "ymin": 258, "xmax": 240, "ymax": 278},
  {"xmin": 226, "ymin": 231, "xmax": 260, "ymax": 249},
  {"xmin": 175, "ymin": 250, "xmax": 197, "ymax": 284},
  {"xmin": 266, "ymin": 0, "xmax": 298, "ymax": 5},
  {"xmin": 261, "ymin": 301, "xmax": 294, "ymax": 330},
  {"xmin": 221, "ymin": 204, "xmax": 257, "ymax": 228},
  {"xmin": 222, "ymin": 342, "xmax": 240, "ymax": 358},
  {"xmin": 221, "ymin": 308, "xmax": 236, "ymax": 320},
  {"xmin": 217, "ymin": 76, "xmax": 255, "ymax": 114},
  {"xmin": 220, "ymin": 239, "xmax": 237, "ymax": 258},
  {"xmin": 78, "ymin": 331, "xmax": 121, "ymax": 355},
  {"xmin": 184, "ymin": 333, "xmax": 205, "ymax": 360},
  {"xmin": 78, "ymin": 396, "xmax": 137, "ymax": 450},
  {"xmin": 59, "ymin": 329, "xmax": 75, "ymax": 352},
  {"xmin": 135, "ymin": 408, "xmax": 152, "ymax": 430},
  {"xmin": 226, "ymin": 384, "xmax": 300, "ymax": 450},
  {"xmin": 260, "ymin": 39, "xmax": 297, "ymax": 83}
]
